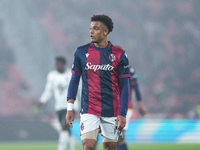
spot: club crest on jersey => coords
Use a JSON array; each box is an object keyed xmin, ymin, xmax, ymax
[
  {"xmin": 109, "ymin": 54, "xmax": 115, "ymax": 62},
  {"xmin": 80, "ymin": 122, "xmax": 84, "ymax": 131},
  {"xmin": 85, "ymin": 53, "xmax": 90, "ymax": 58}
]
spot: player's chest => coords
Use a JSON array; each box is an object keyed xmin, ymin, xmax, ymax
[
  {"xmin": 52, "ymin": 74, "xmax": 70, "ymax": 87},
  {"xmin": 80, "ymin": 50, "xmax": 119, "ymax": 69}
]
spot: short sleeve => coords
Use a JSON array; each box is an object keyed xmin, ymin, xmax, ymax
[
  {"xmin": 71, "ymin": 48, "xmax": 82, "ymax": 76},
  {"xmin": 118, "ymin": 52, "xmax": 130, "ymax": 78}
]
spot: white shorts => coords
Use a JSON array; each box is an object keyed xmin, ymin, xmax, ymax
[
  {"xmin": 123, "ymin": 109, "xmax": 133, "ymax": 130},
  {"xmin": 80, "ymin": 114, "xmax": 119, "ymax": 141}
]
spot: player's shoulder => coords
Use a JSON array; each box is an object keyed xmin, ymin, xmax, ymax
[
  {"xmin": 112, "ymin": 45, "xmax": 129, "ymax": 61},
  {"xmin": 76, "ymin": 43, "xmax": 90, "ymax": 51},
  {"xmin": 65, "ymin": 68, "xmax": 71, "ymax": 75},
  {"xmin": 112, "ymin": 45, "xmax": 125, "ymax": 53},
  {"xmin": 48, "ymin": 70, "xmax": 58, "ymax": 77},
  {"xmin": 74, "ymin": 43, "xmax": 90, "ymax": 57},
  {"xmin": 129, "ymin": 66, "xmax": 138, "ymax": 78},
  {"xmin": 61, "ymin": 69, "xmax": 71, "ymax": 78},
  {"xmin": 129, "ymin": 66, "xmax": 135, "ymax": 73},
  {"xmin": 46, "ymin": 70, "xmax": 57, "ymax": 80}
]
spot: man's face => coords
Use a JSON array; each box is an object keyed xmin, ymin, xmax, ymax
[
  {"xmin": 55, "ymin": 61, "xmax": 65, "ymax": 73},
  {"xmin": 90, "ymin": 21, "xmax": 108, "ymax": 43}
]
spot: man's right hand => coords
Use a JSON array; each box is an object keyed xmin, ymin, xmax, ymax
[
  {"xmin": 138, "ymin": 101, "xmax": 146, "ymax": 116},
  {"xmin": 66, "ymin": 110, "xmax": 74, "ymax": 128},
  {"xmin": 66, "ymin": 99, "xmax": 75, "ymax": 127}
]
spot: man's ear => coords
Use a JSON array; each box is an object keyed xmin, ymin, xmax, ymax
[{"xmin": 104, "ymin": 28, "xmax": 109, "ymax": 36}]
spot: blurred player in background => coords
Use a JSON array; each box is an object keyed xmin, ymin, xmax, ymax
[
  {"xmin": 66, "ymin": 14, "xmax": 130, "ymax": 150},
  {"xmin": 38, "ymin": 56, "xmax": 79, "ymax": 150},
  {"xmin": 117, "ymin": 65, "xmax": 146, "ymax": 150}
]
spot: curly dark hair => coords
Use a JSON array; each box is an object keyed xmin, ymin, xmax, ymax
[
  {"xmin": 56, "ymin": 56, "xmax": 66, "ymax": 64},
  {"xmin": 91, "ymin": 14, "xmax": 114, "ymax": 33}
]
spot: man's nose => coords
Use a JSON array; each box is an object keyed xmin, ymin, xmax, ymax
[{"xmin": 90, "ymin": 28, "xmax": 93, "ymax": 34}]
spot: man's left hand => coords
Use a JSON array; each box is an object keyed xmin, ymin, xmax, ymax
[{"xmin": 115, "ymin": 115, "xmax": 126, "ymax": 133}]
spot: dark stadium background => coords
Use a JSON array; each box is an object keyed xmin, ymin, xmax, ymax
[{"xmin": 0, "ymin": 0, "xmax": 199, "ymax": 149}]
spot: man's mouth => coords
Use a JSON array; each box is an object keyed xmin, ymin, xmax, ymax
[{"xmin": 90, "ymin": 35, "xmax": 94, "ymax": 39}]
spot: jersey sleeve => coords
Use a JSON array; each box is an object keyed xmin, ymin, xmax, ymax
[
  {"xmin": 39, "ymin": 72, "xmax": 53, "ymax": 103},
  {"xmin": 118, "ymin": 51, "xmax": 130, "ymax": 78},
  {"xmin": 119, "ymin": 77, "xmax": 129, "ymax": 117},
  {"xmin": 67, "ymin": 74, "xmax": 81, "ymax": 101},
  {"xmin": 71, "ymin": 48, "xmax": 82, "ymax": 76}
]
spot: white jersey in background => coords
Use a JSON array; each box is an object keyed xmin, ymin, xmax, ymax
[{"xmin": 39, "ymin": 69, "xmax": 80, "ymax": 111}]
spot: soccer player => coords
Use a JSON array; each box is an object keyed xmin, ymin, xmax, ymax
[
  {"xmin": 38, "ymin": 56, "xmax": 78, "ymax": 150},
  {"xmin": 117, "ymin": 66, "xmax": 146, "ymax": 150},
  {"xmin": 66, "ymin": 14, "xmax": 130, "ymax": 150}
]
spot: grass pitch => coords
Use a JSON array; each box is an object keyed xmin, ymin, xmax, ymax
[{"xmin": 0, "ymin": 142, "xmax": 200, "ymax": 150}]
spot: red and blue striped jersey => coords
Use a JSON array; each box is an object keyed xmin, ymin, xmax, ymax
[{"xmin": 72, "ymin": 42, "xmax": 130, "ymax": 117}]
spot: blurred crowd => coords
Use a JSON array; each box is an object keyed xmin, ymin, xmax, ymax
[
  {"xmin": 0, "ymin": 26, "xmax": 34, "ymax": 117},
  {"xmin": 0, "ymin": 0, "xmax": 199, "ymax": 119}
]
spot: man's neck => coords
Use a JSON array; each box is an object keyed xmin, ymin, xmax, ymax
[
  {"xmin": 57, "ymin": 69, "xmax": 65, "ymax": 73},
  {"xmin": 94, "ymin": 40, "xmax": 108, "ymax": 48}
]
